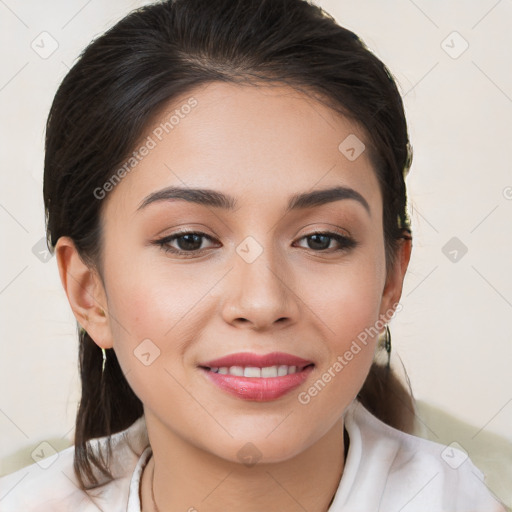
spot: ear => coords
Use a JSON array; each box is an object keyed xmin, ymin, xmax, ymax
[
  {"xmin": 379, "ymin": 234, "xmax": 412, "ymax": 320},
  {"xmin": 55, "ymin": 236, "xmax": 114, "ymax": 349}
]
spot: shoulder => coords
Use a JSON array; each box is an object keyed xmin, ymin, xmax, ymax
[
  {"xmin": 342, "ymin": 400, "xmax": 507, "ymax": 511},
  {"xmin": 0, "ymin": 445, "xmax": 101, "ymax": 512},
  {"xmin": 0, "ymin": 416, "xmax": 149, "ymax": 512}
]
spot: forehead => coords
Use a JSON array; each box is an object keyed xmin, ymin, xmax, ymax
[{"xmin": 102, "ymin": 81, "xmax": 381, "ymax": 220}]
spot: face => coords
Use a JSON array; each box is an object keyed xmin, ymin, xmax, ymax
[{"xmin": 66, "ymin": 82, "xmax": 405, "ymax": 463}]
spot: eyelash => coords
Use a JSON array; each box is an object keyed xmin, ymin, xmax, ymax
[{"xmin": 152, "ymin": 229, "xmax": 358, "ymax": 258}]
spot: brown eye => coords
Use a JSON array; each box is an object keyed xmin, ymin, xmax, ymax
[
  {"xmin": 153, "ymin": 231, "xmax": 218, "ymax": 256},
  {"xmin": 295, "ymin": 231, "xmax": 357, "ymax": 252}
]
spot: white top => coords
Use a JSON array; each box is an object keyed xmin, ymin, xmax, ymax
[{"xmin": 0, "ymin": 399, "xmax": 506, "ymax": 511}]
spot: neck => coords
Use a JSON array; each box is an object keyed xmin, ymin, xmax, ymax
[{"xmin": 140, "ymin": 412, "xmax": 347, "ymax": 512}]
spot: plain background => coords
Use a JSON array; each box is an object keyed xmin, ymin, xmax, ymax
[{"xmin": 0, "ymin": 0, "xmax": 511, "ymax": 499}]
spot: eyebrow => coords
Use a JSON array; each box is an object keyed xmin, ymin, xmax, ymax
[{"xmin": 136, "ymin": 185, "xmax": 371, "ymax": 216}]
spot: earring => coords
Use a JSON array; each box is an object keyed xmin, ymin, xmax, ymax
[
  {"xmin": 98, "ymin": 309, "xmax": 107, "ymax": 373},
  {"xmin": 101, "ymin": 347, "xmax": 107, "ymax": 373},
  {"xmin": 384, "ymin": 324, "xmax": 391, "ymax": 368}
]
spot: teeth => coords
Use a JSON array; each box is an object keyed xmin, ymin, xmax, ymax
[
  {"xmin": 278, "ymin": 365, "xmax": 291, "ymax": 376},
  {"xmin": 261, "ymin": 366, "xmax": 278, "ymax": 377},
  {"xmin": 209, "ymin": 365, "xmax": 301, "ymax": 377},
  {"xmin": 230, "ymin": 366, "xmax": 244, "ymax": 376},
  {"xmin": 244, "ymin": 367, "xmax": 261, "ymax": 378}
]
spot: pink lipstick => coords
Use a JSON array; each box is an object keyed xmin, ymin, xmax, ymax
[{"xmin": 198, "ymin": 351, "xmax": 315, "ymax": 401}]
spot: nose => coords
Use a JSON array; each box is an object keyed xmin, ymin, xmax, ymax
[{"xmin": 220, "ymin": 241, "xmax": 300, "ymax": 331}]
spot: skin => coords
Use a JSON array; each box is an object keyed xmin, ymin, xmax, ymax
[{"xmin": 56, "ymin": 82, "xmax": 412, "ymax": 512}]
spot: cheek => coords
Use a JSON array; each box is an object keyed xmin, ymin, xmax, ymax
[
  {"xmin": 315, "ymin": 273, "xmax": 381, "ymax": 387},
  {"xmin": 104, "ymin": 237, "xmax": 205, "ymax": 336},
  {"xmin": 302, "ymin": 251, "xmax": 386, "ymax": 342},
  {"xmin": 295, "ymin": 280, "xmax": 382, "ymax": 432},
  {"xmin": 295, "ymin": 248, "xmax": 385, "ymax": 400},
  {"xmin": 101, "ymin": 253, "xmax": 200, "ymax": 387}
]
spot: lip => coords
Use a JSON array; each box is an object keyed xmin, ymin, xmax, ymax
[
  {"xmin": 198, "ymin": 351, "xmax": 315, "ymax": 402},
  {"xmin": 200, "ymin": 366, "xmax": 315, "ymax": 401},
  {"xmin": 199, "ymin": 351, "xmax": 314, "ymax": 369}
]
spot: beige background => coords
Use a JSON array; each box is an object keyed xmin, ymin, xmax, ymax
[{"xmin": 1, "ymin": 0, "xmax": 511, "ymax": 507}]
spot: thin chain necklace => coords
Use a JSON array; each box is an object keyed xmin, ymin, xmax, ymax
[
  {"xmin": 150, "ymin": 460, "xmax": 160, "ymax": 512},
  {"xmin": 149, "ymin": 428, "xmax": 348, "ymax": 511}
]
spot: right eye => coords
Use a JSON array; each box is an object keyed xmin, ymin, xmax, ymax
[{"xmin": 152, "ymin": 231, "xmax": 219, "ymax": 257}]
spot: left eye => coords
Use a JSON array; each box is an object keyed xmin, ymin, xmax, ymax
[
  {"xmin": 153, "ymin": 230, "xmax": 357, "ymax": 257},
  {"xmin": 294, "ymin": 231, "xmax": 357, "ymax": 252}
]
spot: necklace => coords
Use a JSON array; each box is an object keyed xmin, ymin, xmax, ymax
[
  {"xmin": 149, "ymin": 428, "xmax": 348, "ymax": 511},
  {"xmin": 150, "ymin": 460, "xmax": 160, "ymax": 512}
]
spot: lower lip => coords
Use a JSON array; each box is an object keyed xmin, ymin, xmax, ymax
[{"xmin": 200, "ymin": 365, "xmax": 315, "ymax": 401}]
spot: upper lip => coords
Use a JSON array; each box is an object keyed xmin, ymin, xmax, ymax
[{"xmin": 199, "ymin": 351, "xmax": 314, "ymax": 369}]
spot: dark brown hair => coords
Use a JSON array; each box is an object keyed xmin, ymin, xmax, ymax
[{"xmin": 43, "ymin": 0, "xmax": 415, "ymax": 490}]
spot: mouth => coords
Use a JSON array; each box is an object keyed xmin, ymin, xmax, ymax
[
  {"xmin": 200, "ymin": 363, "xmax": 314, "ymax": 377},
  {"xmin": 199, "ymin": 351, "xmax": 314, "ymax": 372},
  {"xmin": 198, "ymin": 352, "xmax": 315, "ymax": 401}
]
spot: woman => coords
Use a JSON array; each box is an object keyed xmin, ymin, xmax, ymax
[{"xmin": 0, "ymin": 0, "xmax": 506, "ymax": 510}]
